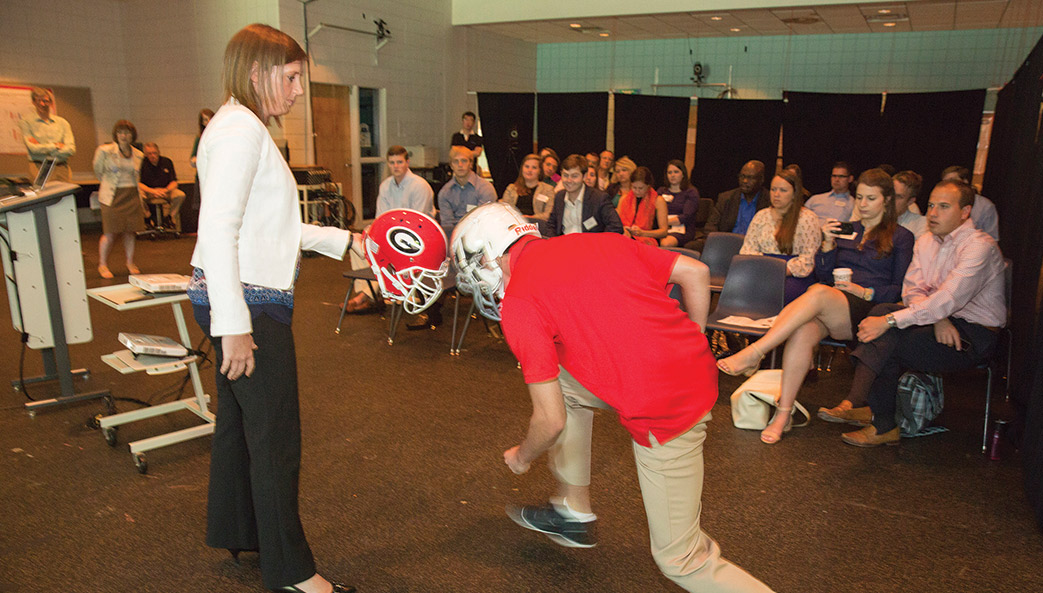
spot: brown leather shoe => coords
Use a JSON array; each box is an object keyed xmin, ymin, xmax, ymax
[
  {"xmin": 841, "ymin": 425, "xmax": 900, "ymax": 447},
  {"xmin": 817, "ymin": 404, "xmax": 872, "ymax": 426}
]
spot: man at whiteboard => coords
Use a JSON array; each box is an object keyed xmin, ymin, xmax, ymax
[{"xmin": 17, "ymin": 88, "xmax": 75, "ymax": 183}]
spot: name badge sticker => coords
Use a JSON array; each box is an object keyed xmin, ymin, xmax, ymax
[
  {"xmin": 583, "ymin": 216, "xmax": 597, "ymax": 230},
  {"xmin": 536, "ymin": 194, "xmax": 549, "ymax": 203},
  {"xmin": 662, "ymin": 194, "xmax": 674, "ymax": 202}
]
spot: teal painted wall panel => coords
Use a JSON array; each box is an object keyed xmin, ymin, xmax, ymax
[{"xmin": 536, "ymin": 28, "xmax": 1043, "ymax": 99}]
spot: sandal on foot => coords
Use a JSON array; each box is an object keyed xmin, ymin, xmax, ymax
[
  {"xmin": 717, "ymin": 344, "xmax": 766, "ymax": 377},
  {"xmin": 760, "ymin": 407, "xmax": 793, "ymax": 444}
]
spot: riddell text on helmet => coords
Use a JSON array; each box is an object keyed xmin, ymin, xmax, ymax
[{"xmin": 510, "ymin": 223, "xmax": 538, "ymax": 236}]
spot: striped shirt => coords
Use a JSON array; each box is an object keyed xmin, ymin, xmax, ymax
[{"xmin": 893, "ymin": 218, "xmax": 1006, "ymax": 329}]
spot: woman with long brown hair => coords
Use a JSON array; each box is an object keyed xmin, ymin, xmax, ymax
[
  {"xmin": 718, "ymin": 168, "xmax": 915, "ymax": 443},
  {"xmin": 500, "ymin": 153, "xmax": 554, "ymax": 221},
  {"xmin": 738, "ymin": 168, "xmax": 820, "ymax": 303},
  {"xmin": 617, "ymin": 166, "xmax": 668, "ymax": 246}
]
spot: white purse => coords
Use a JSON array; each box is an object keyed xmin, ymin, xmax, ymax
[{"xmin": 730, "ymin": 369, "xmax": 810, "ymax": 430}]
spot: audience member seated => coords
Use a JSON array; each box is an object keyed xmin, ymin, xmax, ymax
[
  {"xmin": 829, "ymin": 180, "xmax": 1006, "ymax": 447},
  {"xmin": 784, "ymin": 163, "xmax": 812, "ymax": 200},
  {"xmin": 138, "ymin": 142, "xmax": 186, "ymax": 231},
  {"xmin": 718, "ymin": 169, "xmax": 915, "ymax": 443},
  {"xmin": 585, "ymin": 152, "xmax": 599, "ymax": 170},
  {"xmin": 706, "ymin": 160, "xmax": 768, "ymax": 235},
  {"xmin": 583, "ymin": 164, "xmax": 598, "ymax": 190},
  {"xmin": 877, "ymin": 163, "xmax": 897, "ymax": 176},
  {"xmin": 345, "ymin": 145, "xmax": 435, "ymax": 314},
  {"xmin": 893, "ymin": 170, "xmax": 927, "ymax": 239},
  {"xmin": 941, "ymin": 165, "xmax": 999, "ymax": 242},
  {"xmin": 605, "ymin": 156, "xmax": 636, "ymax": 208},
  {"xmin": 540, "ymin": 153, "xmax": 560, "ymax": 185},
  {"xmin": 657, "ymin": 159, "xmax": 701, "ymax": 248},
  {"xmin": 617, "ymin": 166, "xmax": 667, "ymax": 246},
  {"xmin": 545, "ymin": 154, "xmax": 623, "ymax": 237},
  {"xmin": 805, "ymin": 161, "xmax": 855, "ymax": 226},
  {"xmin": 500, "ymin": 153, "xmax": 555, "ymax": 221},
  {"xmin": 597, "ymin": 150, "xmax": 614, "ymax": 190},
  {"xmin": 438, "ymin": 146, "xmax": 496, "ymax": 239},
  {"xmin": 739, "ymin": 169, "xmax": 820, "ymax": 303}
]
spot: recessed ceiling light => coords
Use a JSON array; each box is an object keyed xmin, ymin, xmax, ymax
[
  {"xmin": 710, "ymin": 16, "xmax": 723, "ymax": 21},
  {"xmin": 878, "ymin": 9, "xmax": 892, "ymax": 14},
  {"xmin": 569, "ymin": 23, "xmax": 582, "ymax": 28},
  {"xmin": 598, "ymin": 32, "xmax": 610, "ymax": 37},
  {"xmin": 730, "ymin": 27, "xmax": 741, "ymax": 32},
  {"xmin": 883, "ymin": 22, "xmax": 897, "ymax": 27}
]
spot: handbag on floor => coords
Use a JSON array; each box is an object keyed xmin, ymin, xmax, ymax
[{"xmin": 730, "ymin": 369, "xmax": 810, "ymax": 430}]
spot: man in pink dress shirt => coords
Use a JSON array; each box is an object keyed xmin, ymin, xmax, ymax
[{"xmin": 839, "ymin": 179, "xmax": 1006, "ymax": 447}]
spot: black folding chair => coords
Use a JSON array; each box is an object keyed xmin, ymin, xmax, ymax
[
  {"xmin": 705, "ymin": 255, "xmax": 787, "ymax": 366},
  {"xmin": 699, "ymin": 232, "xmax": 745, "ymax": 292}
]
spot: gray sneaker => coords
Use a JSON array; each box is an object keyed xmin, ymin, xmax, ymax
[{"xmin": 506, "ymin": 503, "xmax": 597, "ymax": 548}]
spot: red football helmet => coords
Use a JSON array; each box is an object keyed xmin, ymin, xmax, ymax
[{"xmin": 364, "ymin": 209, "xmax": 449, "ymax": 314}]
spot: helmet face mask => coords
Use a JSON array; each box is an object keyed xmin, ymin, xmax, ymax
[
  {"xmin": 450, "ymin": 203, "xmax": 541, "ymax": 321},
  {"xmin": 364, "ymin": 209, "xmax": 449, "ymax": 314}
]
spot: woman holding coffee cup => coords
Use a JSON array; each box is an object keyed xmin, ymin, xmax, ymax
[{"xmin": 718, "ymin": 168, "xmax": 914, "ymax": 444}]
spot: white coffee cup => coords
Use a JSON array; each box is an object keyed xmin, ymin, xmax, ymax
[{"xmin": 833, "ymin": 268, "xmax": 853, "ymax": 285}]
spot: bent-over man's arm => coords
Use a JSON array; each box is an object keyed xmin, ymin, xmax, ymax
[{"xmin": 668, "ymin": 256, "xmax": 711, "ymax": 329}]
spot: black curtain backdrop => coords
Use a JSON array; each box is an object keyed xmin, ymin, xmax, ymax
[
  {"xmin": 613, "ymin": 93, "xmax": 690, "ymax": 186},
  {"xmin": 880, "ymin": 90, "xmax": 986, "ymax": 211},
  {"xmin": 537, "ymin": 92, "xmax": 609, "ymax": 162},
  {"xmin": 477, "ymin": 92, "xmax": 535, "ymax": 198},
  {"xmin": 984, "ymin": 33, "xmax": 1043, "ymax": 532},
  {"xmin": 782, "ymin": 91, "xmax": 887, "ymax": 193},
  {"xmin": 692, "ymin": 98, "xmax": 783, "ymax": 200}
]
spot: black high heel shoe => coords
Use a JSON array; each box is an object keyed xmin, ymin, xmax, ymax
[
  {"xmin": 226, "ymin": 548, "xmax": 258, "ymax": 565},
  {"xmin": 275, "ymin": 583, "xmax": 356, "ymax": 593}
]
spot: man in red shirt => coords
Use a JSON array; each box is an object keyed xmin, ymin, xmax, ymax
[{"xmin": 451, "ymin": 203, "xmax": 773, "ymax": 592}]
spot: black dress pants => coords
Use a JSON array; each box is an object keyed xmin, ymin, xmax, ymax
[
  {"xmin": 204, "ymin": 313, "xmax": 316, "ymax": 589},
  {"xmin": 851, "ymin": 305, "xmax": 997, "ymax": 433}
]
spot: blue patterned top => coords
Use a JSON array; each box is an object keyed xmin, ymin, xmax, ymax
[{"xmin": 188, "ymin": 261, "xmax": 299, "ymax": 329}]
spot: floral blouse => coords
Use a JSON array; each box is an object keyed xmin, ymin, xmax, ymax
[{"xmin": 739, "ymin": 207, "xmax": 820, "ymax": 278}]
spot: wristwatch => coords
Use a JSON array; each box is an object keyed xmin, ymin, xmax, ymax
[{"xmin": 886, "ymin": 313, "xmax": 897, "ymax": 328}]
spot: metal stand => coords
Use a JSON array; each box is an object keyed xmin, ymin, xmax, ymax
[{"xmin": 87, "ymin": 285, "xmax": 214, "ymax": 474}]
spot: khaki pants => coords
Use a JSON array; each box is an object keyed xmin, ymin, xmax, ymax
[
  {"xmin": 143, "ymin": 189, "xmax": 186, "ymax": 231},
  {"xmin": 553, "ymin": 368, "xmax": 774, "ymax": 593},
  {"xmin": 29, "ymin": 160, "xmax": 71, "ymax": 183}
]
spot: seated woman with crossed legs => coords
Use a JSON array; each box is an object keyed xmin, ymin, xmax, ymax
[{"xmin": 717, "ymin": 168, "xmax": 915, "ymax": 444}]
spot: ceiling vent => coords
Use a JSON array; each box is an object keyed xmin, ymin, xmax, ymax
[{"xmin": 780, "ymin": 16, "xmax": 821, "ymax": 25}]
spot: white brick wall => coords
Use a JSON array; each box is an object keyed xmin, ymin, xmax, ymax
[{"xmin": 1, "ymin": 0, "xmax": 537, "ymax": 178}]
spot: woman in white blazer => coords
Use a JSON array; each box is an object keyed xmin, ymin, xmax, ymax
[
  {"xmin": 92, "ymin": 120, "xmax": 144, "ymax": 278},
  {"xmin": 187, "ymin": 24, "xmax": 358, "ymax": 593}
]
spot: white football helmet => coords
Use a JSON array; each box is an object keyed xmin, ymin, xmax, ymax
[
  {"xmin": 450, "ymin": 202, "xmax": 541, "ymax": 321},
  {"xmin": 364, "ymin": 208, "xmax": 449, "ymax": 314}
]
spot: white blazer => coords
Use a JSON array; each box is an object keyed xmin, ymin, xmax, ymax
[{"xmin": 190, "ymin": 101, "xmax": 350, "ymax": 336}]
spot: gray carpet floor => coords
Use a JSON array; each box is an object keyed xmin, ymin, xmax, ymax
[{"xmin": 0, "ymin": 231, "xmax": 1039, "ymax": 593}]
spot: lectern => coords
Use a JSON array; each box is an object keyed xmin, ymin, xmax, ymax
[{"xmin": 0, "ymin": 182, "xmax": 109, "ymax": 414}]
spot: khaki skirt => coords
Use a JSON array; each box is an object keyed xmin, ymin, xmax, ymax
[{"xmin": 101, "ymin": 186, "xmax": 145, "ymax": 234}]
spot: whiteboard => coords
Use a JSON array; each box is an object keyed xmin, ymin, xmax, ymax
[{"xmin": 1, "ymin": 85, "xmax": 38, "ymax": 155}]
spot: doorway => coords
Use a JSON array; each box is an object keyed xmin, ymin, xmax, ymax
[{"xmin": 309, "ymin": 83, "xmax": 386, "ymax": 224}]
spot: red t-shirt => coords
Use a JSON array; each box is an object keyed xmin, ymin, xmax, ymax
[{"xmin": 500, "ymin": 233, "xmax": 717, "ymax": 447}]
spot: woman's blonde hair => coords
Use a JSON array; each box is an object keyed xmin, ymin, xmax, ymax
[{"xmin": 222, "ymin": 23, "xmax": 307, "ymax": 124}]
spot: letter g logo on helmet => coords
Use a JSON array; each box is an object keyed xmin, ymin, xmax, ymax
[{"xmin": 387, "ymin": 227, "xmax": 424, "ymax": 256}]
